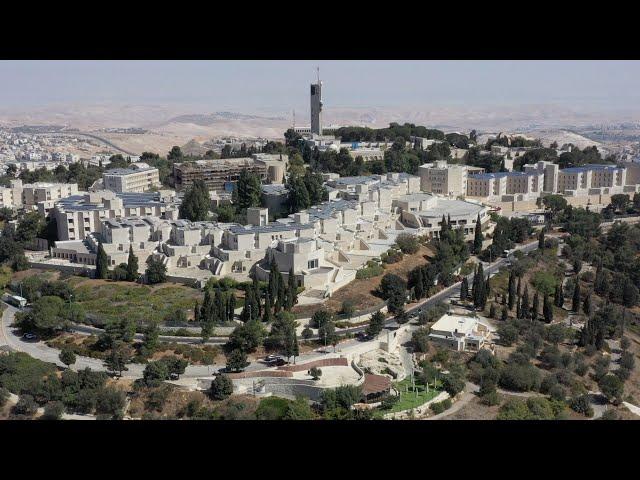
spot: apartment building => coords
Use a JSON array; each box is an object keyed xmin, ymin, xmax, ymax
[
  {"xmin": 466, "ymin": 171, "xmax": 543, "ymax": 201},
  {"xmin": 103, "ymin": 166, "xmax": 161, "ymax": 193},
  {"xmin": 0, "ymin": 179, "xmax": 78, "ymax": 209},
  {"xmin": 556, "ymin": 165, "xmax": 626, "ymax": 195},
  {"xmin": 418, "ymin": 161, "xmax": 469, "ymax": 196},
  {"xmin": 173, "ymin": 158, "xmax": 268, "ymax": 191},
  {"xmin": 53, "ymin": 190, "xmax": 179, "ymax": 242},
  {"xmin": 523, "ymin": 161, "xmax": 559, "ymax": 193}
]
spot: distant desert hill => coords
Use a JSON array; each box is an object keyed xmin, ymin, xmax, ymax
[
  {"xmin": 181, "ymin": 139, "xmax": 209, "ymax": 156},
  {"xmin": 0, "ymin": 102, "xmax": 637, "ymax": 155}
]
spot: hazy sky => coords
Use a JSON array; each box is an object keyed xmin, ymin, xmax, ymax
[{"xmin": 1, "ymin": 60, "xmax": 639, "ymax": 112}]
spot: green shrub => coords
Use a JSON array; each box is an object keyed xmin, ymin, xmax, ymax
[
  {"xmin": 42, "ymin": 401, "xmax": 64, "ymax": 420},
  {"xmin": 0, "ymin": 387, "xmax": 9, "ymax": 407},
  {"xmin": 255, "ymin": 396, "xmax": 291, "ymax": 420},
  {"xmin": 0, "ymin": 352, "xmax": 58, "ymax": 395},
  {"xmin": 356, "ymin": 261, "xmax": 385, "ymax": 280},
  {"xmin": 570, "ymin": 395, "xmax": 594, "ymax": 417},
  {"xmin": 430, "ymin": 398, "xmax": 452, "ymax": 414},
  {"xmin": 498, "ymin": 363, "xmax": 541, "ymax": 392},
  {"xmin": 13, "ymin": 394, "xmax": 38, "ymax": 416},
  {"xmin": 480, "ymin": 390, "xmax": 500, "ymax": 406}
]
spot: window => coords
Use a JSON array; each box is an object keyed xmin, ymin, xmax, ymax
[{"xmin": 307, "ymin": 259, "xmax": 318, "ymax": 269}]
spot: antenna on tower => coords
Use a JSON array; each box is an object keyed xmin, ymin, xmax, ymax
[{"xmin": 317, "ymin": 66, "xmax": 320, "ymax": 84}]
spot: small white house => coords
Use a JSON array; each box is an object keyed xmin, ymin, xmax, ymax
[{"xmin": 428, "ymin": 314, "xmax": 489, "ymax": 351}]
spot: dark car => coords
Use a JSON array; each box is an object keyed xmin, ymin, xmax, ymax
[
  {"xmin": 264, "ymin": 355, "xmax": 286, "ymax": 366},
  {"xmin": 22, "ymin": 333, "xmax": 38, "ymax": 341},
  {"xmin": 356, "ymin": 332, "xmax": 370, "ymax": 341}
]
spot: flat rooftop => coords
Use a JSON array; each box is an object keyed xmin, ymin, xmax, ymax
[
  {"xmin": 305, "ymin": 199, "xmax": 359, "ymax": 220},
  {"xmin": 561, "ymin": 164, "xmax": 621, "ymax": 174},
  {"xmin": 53, "ymin": 240, "xmax": 91, "ymax": 254},
  {"xmin": 416, "ymin": 198, "xmax": 484, "ymax": 218},
  {"xmin": 55, "ymin": 191, "xmax": 173, "ymax": 212},
  {"xmin": 104, "ymin": 167, "xmax": 157, "ymax": 176},
  {"xmin": 175, "ymin": 158, "xmax": 260, "ymax": 171},
  {"xmin": 431, "ymin": 314, "xmax": 477, "ymax": 335},
  {"xmin": 228, "ymin": 222, "xmax": 314, "ymax": 235}
]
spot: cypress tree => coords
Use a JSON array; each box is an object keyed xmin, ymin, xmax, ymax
[
  {"xmin": 484, "ymin": 275, "xmax": 491, "ymax": 306},
  {"xmin": 421, "ymin": 265, "xmax": 432, "ymax": 296},
  {"xmin": 501, "ymin": 306, "xmax": 508, "ymax": 321},
  {"xmin": 96, "ymin": 241, "xmax": 109, "ymax": 279},
  {"xmin": 521, "ymin": 286, "xmax": 529, "ymax": 319},
  {"xmin": 471, "ymin": 268, "xmax": 478, "ymax": 305},
  {"xmin": 216, "ymin": 289, "xmax": 227, "ymax": 324},
  {"xmin": 228, "ymin": 293, "xmax": 236, "ymax": 320},
  {"xmin": 263, "ymin": 292, "xmax": 273, "ymax": 323},
  {"xmin": 286, "ymin": 267, "xmax": 298, "ymax": 311},
  {"xmin": 583, "ymin": 293, "xmax": 592, "ymax": 316},
  {"xmin": 516, "ymin": 276, "xmax": 522, "ymax": 296},
  {"xmin": 276, "ymin": 277, "xmax": 286, "ymax": 314},
  {"xmin": 572, "ymin": 278, "xmax": 581, "ymax": 313},
  {"xmin": 489, "ymin": 303, "xmax": 496, "ymax": 319},
  {"xmin": 269, "ymin": 259, "xmax": 280, "ymax": 301},
  {"xmin": 508, "ymin": 271, "xmax": 516, "ymax": 310},
  {"xmin": 202, "ymin": 288, "xmax": 214, "ymax": 323},
  {"xmin": 194, "ymin": 300, "xmax": 200, "ymax": 323},
  {"xmin": 473, "ymin": 213, "xmax": 483, "ymax": 254},
  {"xmin": 126, "ymin": 244, "xmax": 139, "ymax": 281},
  {"xmin": 460, "ymin": 277, "xmax": 469, "ymax": 301},
  {"xmin": 558, "ymin": 281, "xmax": 564, "ymax": 307},
  {"xmin": 252, "ymin": 275, "xmax": 262, "ymax": 318},
  {"xmin": 594, "ymin": 263, "xmax": 608, "ymax": 296},
  {"xmin": 476, "ymin": 264, "xmax": 486, "ymax": 309},
  {"xmin": 532, "ymin": 292, "xmax": 539, "ymax": 321},
  {"xmin": 516, "ymin": 294, "xmax": 522, "ymax": 319},
  {"xmin": 543, "ymin": 293, "xmax": 553, "ymax": 323},
  {"xmin": 414, "ymin": 267, "xmax": 425, "ymax": 300},
  {"xmin": 241, "ymin": 286, "xmax": 257, "ymax": 322},
  {"xmin": 538, "ymin": 228, "xmax": 545, "ymax": 250}
]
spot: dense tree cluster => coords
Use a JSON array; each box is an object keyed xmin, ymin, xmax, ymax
[
  {"xmin": 334, "ymin": 123, "xmax": 445, "ymax": 143},
  {"xmin": 480, "ymin": 216, "xmax": 532, "ymax": 261},
  {"xmin": 432, "ymin": 215, "xmax": 470, "ymax": 286},
  {"xmin": 285, "ymin": 169, "xmax": 327, "ymax": 213},
  {"xmin": 179, "ymin": 179, "xmax": 210, "ymax": 221},
  {"xmin": 556, "ymin": 145, "xmax": 614, "ymax": 169},
  {"xmin": 0, "ymin": 353, "xmax": 125, "ymax": 419}
]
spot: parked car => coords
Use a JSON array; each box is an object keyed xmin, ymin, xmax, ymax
[
  {"xmin": 264, "ymin": 354, "xmax": 286, "ymax": 366},
  {"xmin": 22, "ymin": 333, "xmax": 38, "ymax": 341}
]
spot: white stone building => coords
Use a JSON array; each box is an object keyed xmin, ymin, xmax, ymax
[
  {"xmin": 429, "ymin": 314, "xmax": 490, "ymax": 351},
  {"xmin": 103, "ymin": 166, "xmax": 161, "ymax": 193}
]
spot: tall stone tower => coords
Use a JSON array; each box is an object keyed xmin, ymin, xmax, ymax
[{"xmin": 310, "ymin": 68, "xmax": 323, "ymax": 136}]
